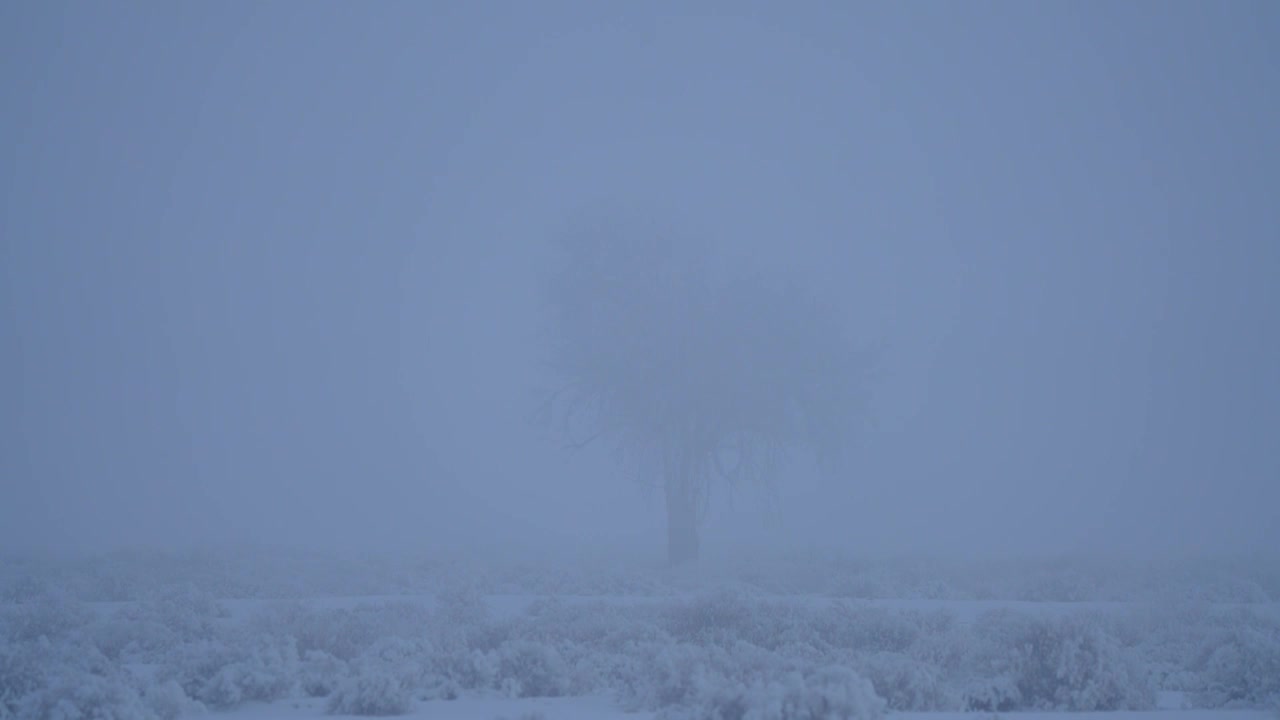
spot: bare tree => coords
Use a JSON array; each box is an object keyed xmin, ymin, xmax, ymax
[{"xmin": 541, "ymin": 224, "xmax": 868, "ymax": 565}]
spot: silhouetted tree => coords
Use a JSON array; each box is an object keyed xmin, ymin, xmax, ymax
[{"xmin": 542, "ymin": 224, "xmax": 868, "ymax": 565}]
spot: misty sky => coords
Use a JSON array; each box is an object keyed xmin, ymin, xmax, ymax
[{"xmin": 2, "ymin": 2, "xmax": 1277, "ymax": 558}]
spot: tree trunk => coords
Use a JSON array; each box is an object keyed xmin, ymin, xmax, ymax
[{"xmin": 664, "ymin": 480, "xmax": 699, "ymax": 566}]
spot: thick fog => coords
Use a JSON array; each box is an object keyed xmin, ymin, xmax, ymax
[{"xmin": 2, "ymin": 2, "xmax": 1277, "ymax": 560}]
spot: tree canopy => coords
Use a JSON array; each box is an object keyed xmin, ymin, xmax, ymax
[{"xmin": 542, "ymin": 224, "xmax": 870, "ymax": 563}]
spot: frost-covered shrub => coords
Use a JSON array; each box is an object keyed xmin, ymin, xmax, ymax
[
  {"xmin": 158, "ymin": 638, "xmax": 239, "ymax": 703},
  {"xmin": 488, "ymin": 641, "xmax": 569, "ymax": 698},
  {"xmin": 248, "ymin": 602, "xmax": 432, "ymax": 663},
  {"xmin": 334, "ymin": 636, "xmax": 460, "ymax": 705},
  {"xmin": 15, "ymin": 671, "xmax": 153, "ymax": 720},
  {"xmin": 667, "ymin": 666, "xmax": 885, "ymax": 720},
  {"xmin": 773, "ymin": 641, "xmax": 840, "ymax": 668},
  {"xmin": 555, "ymin": 646, "xmax": 626, "ymax": 696},
  {"xmin": 664, "ymin": 589, "xmax": 758, "ymax": 646},
  {"xmin": 89, "ymin": 588, "xmax": 231, "ymax": 664},
  {"xmin": 617, "ymin": 640, "xmax": 795, "ymax": 712},
  {"xmin": 300, "ymin": 607, "xmax": 387, "ymax": 662},
  {"xmin": 1, "ymin": 640, "xmax": 51, "ymax": 715},
  {"xmin": 905, "ymin": 618, "xmax": 971, "ymax": 678},
  {"xmin": 199, "ymin": 636, "xmax": 298, "ymax": 708},
  {"xmin": 1, "ymin": 592, "xmax": 92, "ymax": 643},
  {"xmin": 0, "ymin": 572, "xmax": 52, "ymax": 605},
  {"xmin": 158, "ymin": 634, "xmax": 298, "ymax": 709},
  {"xmin": 856, "ymin": 652, "xmax": 955, "ymax": 711},
  {"xmin": 436, "ymin": 583, "xmax": 488, "ymax": 629},
  {"xmin": 811, "ymin": 606, "xmax": 919, "ymax": 655},
  {"xmin": 144, "ymin": 585, "xmax": 226, "ymax": 643},
  {"xmin": 656, "ymin": 589, "xmax": 827, "ymax": 653},
  {"xmin": 1124, "ymin": 602, "xmax": 1220, "ymax": 692},
  {"xmin": 959, "ymin": 675, "xmax": 1021, "ymax": 714},
  {"xmin": 358, "ymin": 638, "xmax": 429, "ymax": 689},
  {"xmin": 0, "ymin": 637, "xmax": 156, "ymax": 720},
  {"xmin": 969, "ymin": 610, "xmax": 1153, "ymax": 711},
  {"xmin": 616, "ymin": 642, "xmax": 720, "ymax": 710},
  {"xmin": 512, "ymin": 598, "xmax": 666, "ymax": 650},
  {"xmin": 300, "ymin": 650, "xmax": 347, "ymax": 697},
  {"xmin": 324, "ymin": 634, "xmax": 462, "ymax": 715},
  {"xmin": 144, "ymin": 680, "xmax": 204, "ymax": 720},
  {"xmin": 90, "ymin": 611, "xmax": 176, "ymax": 662},
  {"xmin": 1193, "ymin": 618, "xmax": 1280, "ymax": 707},
  {"xmin": 421, "ymin": 627, "xmax": 489, "ymax": 691},
  {"xmin": 501, "ymin": 599, "xmax": 669, "ymax": 694},
  {"xmin": 326, "ymin": 670, "xmax": 413, "ymax": 716}
]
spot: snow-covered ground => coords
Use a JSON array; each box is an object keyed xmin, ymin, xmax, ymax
[
  {"xmin": 227, "ymin": 693, "xmax": 632, "ymax": 720},
  {"xmin": 3, "ymin": 550, "xmax": 1278, "ymax": 720},
  {"xmin": 224, "ymin": 696, "xmax": 1278, "ymax": 720}
]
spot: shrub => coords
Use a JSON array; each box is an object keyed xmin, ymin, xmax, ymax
[
  {"xmin": 326, "ymin": 636, "xmax": 461, "ymax": 706},
  {"xmin": 194, "ymin": 636, "xmax": 298, "ymax": 708},
  {"xmin": 1193, "ymin": 617, "xmax": 1280, "ymax": 707},
  {"xmin": 617, "ymin": 639, "xmax": 800, "ymax": 713},
  {"xmin": 436, "ymin": 583, "xmax": 489, "ymax": 629},
  {"xmin": 15, "ymin": 672, "xmax": 153, "ymax": 720},
  {"xmin": 1, "ymin": 638, "xmax": 157, "ymax": 720},
  {"xmin": 144, "ymin": 680, "xmax": 204, "ymax": 720},
  {"xmin": 489, "ymin": 641, "xmax": 569, "ymax": 698},
  {"xmin": 90, "ymin": 611, "xmax": 175, "ymax": 662},
  {"xmin": 616, "ymin": 642, "xmax": 718, "ymax": 711},
  {"xmin": 663, "ymin": 589, "xmax": 758, "ymax": 646},
  {"xmin": 145, "ymin": 585, "xmax": 226, "ymax": 643},
  {"xmin": 1, "ymin": 592, "xmax": 92, "ymax": 643},
  {"xmin": 326, "ymin": 670, "xmax": 413, "ymax": 716},
  {"xmin": 1, "ymin": 640, "xmax": 50, "ymax": 716},
  {"xmin": 421, "ymin": 629, "xmax": 487, "ymax": 691},
  {"xmin": 157, "ymin": 638, "xmax": 239, "ymax": 702},
  {"xmin": 969, "ymin": 611, "xmax": 1153, "ymax": 711},
  {"xmin": 668, "ymin": 665, "xmax": 885, "ymax": 720},
  {"xmin": 248, "ymin": 602, "xmax": 432, "ymax": 663},
  {"xmin": 299, "ymin": 650, "xmax": 347, "ymax": 698},
  {"xmin": 959, "ymin": 675, "xmax": 1021, "ymax": 714},
  {"xmin": 856, "ymin": 652, "xmax": 955, "ymax": 711},
  {"xmin": 159, "ymin": 634, "xmax": 298, "ymax": 709},
  {"xmin": 811, "ymin": 605, "xmax": 919, "ymax": 655}
]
